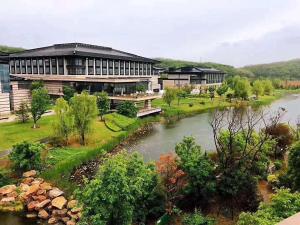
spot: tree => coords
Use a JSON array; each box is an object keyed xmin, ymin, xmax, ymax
[
  {"xmin": 77, "ymin": 152, "xmax": 159, "ymax": 225},
  {"xmin": 31, "ymin": 87, "xmax": 51, "ymax": 128},
  {"xmin": 182, "ymin": 209, "xmax": 215, "ymax": 225},
  {"xmin": 63, "ymin": 85, "xmax": 76, "ymax": 102},
  {"xmin": 252, "ymin": 80, "xmax": 264, "ymax": 98},
  {"xmin": 9, "ymin": 141, "xmax": 44, "ymax": 173},
  {"xmin": 30, "ymin": 80, "xmax": 44, "ymax": 91},
  {"xmin": 286, "ymin": 142, "xmax": 300, "ymax": 191},
  {"xmin": 175, "ymin": 137, "xmax": 216, "ymax": 206},
  {"xmin": 262, "ymin": 79, "xmax": 274, "ymax": 95},
  {"xmin": 15, "ymin": 101, "xmax": 30, "ymax": 123},
  {"xmin": 232, "ymin": 76, "xmax": 251, "ymax": 100},
  {"xmin": 208, "ymin": 86, "xmax": 215, "ymax": 101},
  {"xmin": 156, "ymin": 153, "xmax": 187, "ymax": 214},
  {"xmin": 70, "ymin": 91, "xmax": 98, "ymax": 145},
  {"xmin": 216, "ymin": 83, "xmax": 228, "ymax": 97},
  {"xmin": 117, "ymin": 101, "xmax": 138, "ymax": 118},
  {"xmin": 163, "ymin": 88, "xmax": 176, "ymax": 107},
  {"xmin": 95, "ymin": 91, "xmax": 110, "ymax": 121},
  {"xmin": 176, "ymin": 89, "xmax": 188, "ymax": 106},
  {"xmin": 272, "ymin": 79, "xmax": 282, "ymax": 89},
  {"xmin": 53, "ymin": 98, "xmax": 74, "ymax": 145}
]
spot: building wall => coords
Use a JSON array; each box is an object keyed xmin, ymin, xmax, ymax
[
  {"xmin": 44, "ymin": 81, "xmax": 64, "ymax": 96},
  {"xmin": 0, "ymin": 82, "xmax": 10, "ymax": 116},
  {"xmin": 10, "ymin": 81, "xmax": 31, "ymax": 111}
]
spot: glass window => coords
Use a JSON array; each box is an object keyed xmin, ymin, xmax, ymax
[
  {"xmin": 130, "ymin": 62, "xmax": 134, "ymax": 75},
  {"xmin": 26, "ymin": 59, "xmax": 32, "ymax": 74},
  {"xmin": 147, "ymin": 64, "xmax": 151, "ymax": 75},
  {"xmin": 16, "ymin": 60, "xmax": 20, "ymax": 74},
  {"xmin": 51, "ymin": 58, "xmax": 57, "ymax": 74},
  {"xmin": 10, "ymin": 60, "xmax": 15, "ymax": 74},
  {"xmin": 95, "ymin": 59, "xmax": 101, "ymax": 75},
  {"xmin": 120, "ymin": 60, "xmax": 124, "ymax": 75},
  {"xmin": 58, "ymin": 58, "xmax": 64, "ymax": 75},
  {"xmin": 114, "ymin": 61, "xmax": 119, "ymax": 75},
  {"xmin": 21, "ymin": 60, "xmax": 26, "ymax": 73},
  {"xmin": 32, "ymin": 59, "xmax": 38, "ymax": 74},
  {"xmin": 102, "ymin": 59, "xmax": 107, "ymax": 75},
  {"xmin": 143, "ymin": 63, "xmax": 147, "ymax": 75},
  {"xmin": 45, "ymin": 59, "xmax": 50, "ymax": 74},
  {"xmin": 125, "ymin": 61, "xmax": 129, "ymax": 75},
  {"xmin": 139, "ymin": 63, "xmax": 143, "ymax": 75},
  {"xmin": 38, "ymin": 59, "xmax": 44, "ymax": 74},
  {"xmin": 108, "ymin": 60, "xmax": 113, "ymax": 75},
  {"xmin": 88, "ymin": 58, "xmax": 94, "ymax": 75},
  {"xmin": 135, "ymin": 62, "xmax": 138, "ymax": 75}
]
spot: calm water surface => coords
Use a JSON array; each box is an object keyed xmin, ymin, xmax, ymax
[{"xmin": 127, "ymin": 94, "xmax": 300, "ymax": 161}]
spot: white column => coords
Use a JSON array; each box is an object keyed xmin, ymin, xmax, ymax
[
  {"xmin": 63, "ymin": 58, "xmax": 67, "ymax": 75},
  {"xmin": 93, "ymin": 58, "xmax": 96, "ymax": 75},
  {"xmin": 112, "ymin": 60, "xmax": 115, "ymax": 76}
]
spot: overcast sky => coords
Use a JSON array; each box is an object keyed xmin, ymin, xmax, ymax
[{"xmin": 1, "ymin": 0, "xmax": 300, "ymax": 67}]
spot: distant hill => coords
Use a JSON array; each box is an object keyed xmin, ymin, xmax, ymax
[
  {"xmin": 155, "ymin": 58, "xmax": 255, "ymax": 78},
  {"xmin": 0, "ymin": 45, "xmax": 24, "ymax": 53},
  {"xmin": 243, "ymin": 59, "xmax": 300, "ymax": 80}
]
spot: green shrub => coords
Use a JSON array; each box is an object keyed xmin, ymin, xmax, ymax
[
  {"xmin": 182, "ymin": 209, "xmax": 215, "ymax": 225},
  {"xmin": 117, "ymin": 101, "xmax": 138, "ymax": 118},
  {"xmin": 0, "ymin": 169, "xmax": 11, "ymax": 187},
  {"xmin": 189, "ymin": 103, "xmax": 194, "ymax": 107},
  {"xmin": 274, "ymin": 160, "xmax": 283, "ymax": 170},
  {"xmin": 9, "ymin": 141, "xmax": 44, "ymax": 173}
]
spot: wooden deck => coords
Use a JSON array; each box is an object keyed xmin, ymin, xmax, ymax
[{"xmin": 137, "ymin": 108, "xmax": 162, "ymax": 117}]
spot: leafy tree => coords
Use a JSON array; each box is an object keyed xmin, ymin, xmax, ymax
[
  {"xmin": 182, "ymin": 209, "xmax": 215, "ymax": 225},
  {"xmin": 31, "ymin": 87, "xmax": 51, "ymax": 128},
  {"xmin": 238, "ymin": 189, "xmax": 300, "ymax": 225},
  {"xmin": 163, "ymin": 88, "xmax": 176, "ymax": 107},
  {"xmin": 77, "ymin": 152, "xmax": 160, "ymax": 225},
  {"xmin": 176, "ymin": 89, "xmax": 188, "ymax": 106},
  {"xmin": 175, "ymin": 137, "xmax": 216, "ymax": 206},
  {"xmin": 262, "ymin": 79, "xmax": 274, "ymax": 95},
  {"xmin": 15, "ymin": 101, "xmax": 30, "ymax": 123},
  {"xmin": 208, "ymin": 86, "xmax": 215, "ymax": 100},
  {"xmin": 232, "ymin": 76, "xmax": 251, "ymax": 100},
  {"xmin": 156, "ymin": 153, "xmax": 187, "ymax": 214},
  {"xmin": 117, "ymin": 101, "xmax": 138, "ymax": 118},
  {"xmin": 182, "ymin": 84, "xmax": 192, "ymax": 94},
  {"xmin": 30, "ymin": 80, "xmax": 44, "ymax": 91},
  {"xmin": 286, "ymin": 142, "xmax": 300, "ymax": 191},
  {"xmin": 53, "ymin": 98, "xmax": 74, "ymax": 145},
  {"xmin": 252, "ymin": 80, "xmax": 264, "ymax": 98},
  {"xmin": 70, "ymin": 91, "xmax": 98, "ymax": 145},
  {"xmin": 272, "ymin": 79, "xmax": 282, "ymax": 89},
  {"xmin": 63, "ymin": 85, "xmax": 76, "ymax": 102},
  {"xmin": 9, "ymin": 141, "xmax": 44, "ymax": 173},
  {"xmin": 95, "ymin": 91, "xmax": 110, "ymax": 121},
  {"xmin": 216, "ymin": 83, "xmax": 228, "ymax": 97}
]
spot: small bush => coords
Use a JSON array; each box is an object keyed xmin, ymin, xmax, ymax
[
  {"xmin": 182, "ymin": 209, "xmax": 215, "ymax": 225},
  {"xmin": 274, "ymin": 160, "xmax": 283, "ymax": 170},
  {"xmin": 199, "ymin": 101, "xmax": 205, "ymax": 105},
  {"xmin": 117, "ymin": 101, "xmax": 138, "ymax": 118},
  {"xmin": 9, "ymin": 141, "xmax": 44, "ymax": 173},
  {"xmin": 0, "ymin": 169, "xmax": 11, "ymax": 187},
  {"xmin": 189, "ymin": 103, "xmax": 194, "ymax": 107},
  {"xmin": 267, "ymin": 174, "xmax": 279, "ymax": 188}
]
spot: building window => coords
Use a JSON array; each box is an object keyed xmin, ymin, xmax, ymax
[
  {"xmin": 26, "ymin": 59, "xmax": 32, "ymax": 74},
  {"xmin": 38, "ymin": 59, "xmax": 44, "ymax": 74},
  {"xmin": 120, "ymin": 60, "xmax": 124, "ymax": 75},
  {"xmin": 10, "ymin": 60, "xmax": 15, "ymax": 74},
  {"xmin": 135, "ymin": 62, "xmax": 138, "ymax": 75},
  {"xmin": 88, "ymin": 58, "xmax": 94, "ymax": 75},
  {"xmin": 58, "ymin": 58, "xmax": 64, "ymax": 75},
  {"xmin": 108, "ymin": 60, "xmax": 113, "ymax": 75},
  {"xmin": 102, "ymin": 59, "xmax": 107, "ymax": 75},
  {"xmin": 143, "ymin": 63, "xmax": 147, "ymax": 75},
  {"xmin": 16, "ymin": 60, "xmax": 20, "ymax": 74},
  {"xmin": 139, "ymin": 63, "xmax": 143, "ymax": 75},
  {"xmin": 32, "ymin": 59, "xmax": 38, "ymax": 74},
  {"xmin": 114, "ymin": 61, "xmax": 119, "ymax": 75},
  {"xmin": 147, "ymin": 64, "xmax": 151, "ymax": 75},
  {"xmin": 67, "ymin": 58, "xmax": 85, "ymax": 75},
  {"xmin": 130, "ymin": 62, "xmax": 134, "ymax": 75},
  {"xmin": 125, "ymin": 61, "xmax": 129, "ymax": 75},
  {"xmin": 51, "ymin": 58, "xmax": 57, "ymax": 74},
  {"xmin": 45, "ymin": 59, "xmax": 50, "ymax": 74},
  {"xmin": 21, "ymin": 59, "xmax": 26, "ymax": 74},
  {"xmin": 96, "ymin": 59, "xmax": 101, "ymax": 75}
]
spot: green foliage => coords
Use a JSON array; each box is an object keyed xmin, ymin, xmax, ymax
[
  {"xmin": 176, "ymin": 89, "xmax": 188, "ymax": 105},
  {"xmin": 136, "ymin": 84, "xmax": 147, "ymax": 92},
  {"xmin": 70, "ymin": 91, "xmax": 98, "ymax": 145},
  {"xmin": 230, "ymin": 76, "xmax": 251, "ymax": 100},
  {"xmin": 0, "ymin": 169, "xmax": 11, "ymax": 187},
  {"xmin": 252, "ymin": 80, "xmax": 264, "ymax": 97},
  {"xmin": 104, "ymin": 113, "xmax": 136, "ymax": 132},
  {"xmin": 63, "ymin": 85, "xmax": 76, "ymax": 102},
  {"xmin": 175, "ymin": 137, "xmax": 216, "ymax": 205},
  {"xmin": 95, "ymin": 91, "xmax": 110, "ymax": 120},
  {"xmin": 30, "ymin": 81, "xmax": 44, "ymax": 91},
  {"xmin": 262, "ymin": 79, "xmax": 274, "ymax": 95},
  {"xmin": 0, "ymin": 45, "xmax": 24, "ymax": 53},
  {"xmin": 53, "ymin": 98, "xmax": 74, "ymax": 144},
  {"xmin": 9, "ymin": 141, "xmax": 44, "ymax": 173},
  {"xmin": 77, "ymin": 152, "xmax": 160, "ymax": 225},
  {"xmin": 216, "ymin": 83, "xmax": 228, "ymax": 96},
  {"xmin": 182, "ymin": 209, "xmax": 215, "ymax": 225},
  {"xmin": 31, "ymin": 87, "xmax": 51, "ymax": 128},
  {"xmin": 163, "ymin": 88, "xmax": 176, "ymax": 107},
  {"xmin": 15, "ymin": 101, "xmax": 30, "ymax": 123},
  {"xmin": 117, "ymin": 101, "xmax": 138, "ymax": 118},
  {"xmin": 238, "ymin": 189, "xmax": 300, "ymax": 225},
  {"xmin": 208, "ymin": 87, "xmax": 215, "ymax": 100},
  {"xmin": 286, "ymin": 142, "xmax": 300, "ymax": 191}
]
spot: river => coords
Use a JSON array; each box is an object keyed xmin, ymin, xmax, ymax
[
  {"xmin": 2, "ymin": 94, "xmax": 300, "ymax": 225},
  {"xmin": 127, "ymin": 94, "xmax": 300, "ymax": 161}
]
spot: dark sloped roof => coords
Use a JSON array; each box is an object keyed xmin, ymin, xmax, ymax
[
  {"xmin": 9, "ymin": 43, "xmax": 158, "ymax": 63},
  {"xmin": 168, "ymin": 66, "xmax": 225, "ymax": 74},
  {"xmin": 0, "ymin": 51, "xmax": 9, "ymax": 63}
]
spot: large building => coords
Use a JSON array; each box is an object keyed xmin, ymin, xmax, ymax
[
  {"xmin": 161, "ymin": 66, "xmax": 226, "ymax": 90},
  {"xmin": 7, "ymin": 43, "xmax": 161, "ymax": 116},
  {"xmin": 0, "ymin": 52, "xmax": 10, "ymax": 116}
]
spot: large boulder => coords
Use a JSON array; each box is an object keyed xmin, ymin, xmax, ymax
[
  {"xmin": 0, "ymin": 197, "xmax": 15, "ymax": 205},
  {"xmin": 49, "ymin": 188, "xmax": 64, "ymax": 198},
  {"xmin": 35, "ymin": 199, "xmax": 51, "ymax": 210},
  {"xmin": 25, "ymin": 184, "xmax": 40, "ymax": 196},
  {"xmin": 23, "ymin": 170, "xmax": 37, "ymax": 178},
  {"xmin": 0, "ymin": 185, "xmax": 16, "ymax": 195},
  {"xmin": 40, "ymin": 182, "xmax": 52, "ymax": 191},
  {"xmin": 52, "ymin": 196, "xmax": 67, "ymax": 209}
]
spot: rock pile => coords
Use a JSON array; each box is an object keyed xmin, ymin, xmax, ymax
[{"xmin": 0, "ymin": 170, "xmax": 81, "ymax": 225}]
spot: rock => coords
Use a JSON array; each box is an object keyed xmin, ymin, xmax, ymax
[
  {"xmin": 40, "ymin": 182, "xmax": 52, "ymax": 191},
  {"xmin": 35, "ymin": 199, "xmax": 51, "ymax": 209},
  {"xmin": 38, "ymin": 209, "xmax": 49, "ymax": 219},
  {"xmin": 49, "ymin": 188, "xmax": 64, "ymax": 198},
  {"xmin": 20, "ymin": 183, "xmax": 30, "ymax": 192},
  {"xmin": 67, "ymin": 211, "xmax": 79, "ymax": 220},
  {"xmin": 67, "ymin": 220, "xmax": 76, "ymax": 225},
  {"xmin": 23, "ymin": 170, "xmax": 37, "ymax": 178},
  {"xmin": 0, "ymin": 197, "xmax": 15, "ymax": 204},
  {"xmin": 48, "ymin": 217, "xmax": 57, "ymax": 224},
  {"xmin": 6, "ymin": 191, "xmax": 18, "ymax": 198},
  {"xmin": 26, "ymin": 213, "xmax": 37, "ymax": 218},
  {"xmin": 67, "ymin": 200, "xmax": 77, "ymax": 209},
  {"xmin": 36, "ymin": 189, "xmax": 46, "ymax": 196},
  {"xmin": 61, "ymin": 217, "xmax": 70, "ymax": 223},
  {"xmin": 71, "ymin": 207, "xmax": 81, "ymax": 213},
  {"xmin": 22, "ymin": 177, "xmax": 34, "ymax": 184},
  {"xmin": 27, "ymin": 200, "xmax": 39, "ymax": 211},
  {"xmin": 25, "ymin": 184, "xmax": 40, "ymax": 196},
  {"xmin": 52, "ymin": 196, "xmax": 67, "ymax": 209},
  {"xmin": 32, "ymin": 195, "xmax": 47, "ymax": 202},
  {"xmin": 0, "ymin": 185, "xmax": 16, "ymax": 195}
]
